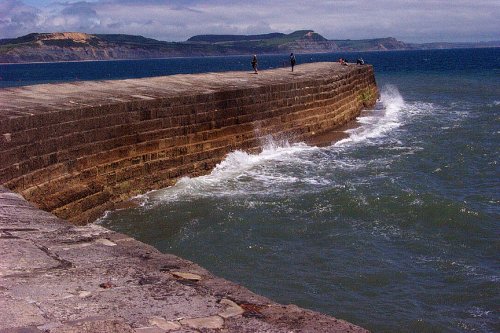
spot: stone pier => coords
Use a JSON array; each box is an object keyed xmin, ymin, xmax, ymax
[
  {"xmin": 0, "ymin": 63, "xmax": 377, "ymax": 332},
  {"xmin": 0, "ymin": 62, "xmax": 377, "ymax": 225}
]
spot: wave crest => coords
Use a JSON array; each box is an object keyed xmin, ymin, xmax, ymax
[
  {"xmin": 334, "ymin": 84, "xmax": 405, "ymax": 146},
  {"xmin": 150, "ymin": 140, "xmax": 318, "ymax": 203},
  {"xmin": 149, "ymin": 85, "xmax": 410, "ymax": 204}
]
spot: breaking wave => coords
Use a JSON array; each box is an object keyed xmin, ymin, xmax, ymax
[
  {"xmin": 335, "ymin": 85, "xmax": 405, "ymax": 146},
  {"xmin": 149, "ymin": 140, "xmax": 319, "ymax": 203},
  {"xmin": 147, "ymin": 84, "xmax": 411, "ymax": 205}
]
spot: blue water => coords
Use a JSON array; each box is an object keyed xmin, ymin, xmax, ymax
[
  {"xmin": 3, "ymin": 48, "xmax": 499, "ymax": 332},
  {"xmin": 1, "ymin": 48, "xmax": 497, "ymax": 88}
]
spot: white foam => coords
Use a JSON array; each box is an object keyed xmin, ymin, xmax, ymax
[
  {"xmin": 147, "ymin": 84, "xmax": 428, "ymax": 204},
  {"xmin": 486, "ymin": 100, "xmax": 500, "ymax": 108},
  {"xmin": 468, "ymin": 307, "xmax": 493, "ymax": 318},
  {"xmin": 334, "ymin": 85, "xmax": 405, "ymax": 147},
  {"xmin": 149, "ymin": 139, "xmax": 319, "ymax": 203},
  {"xmin": 95, "ymin": 210, "xmax": 112, "ymax": 224},
  {"xmin": 94, "ymin": 192, "xmax": 151, "ymax": 224}
]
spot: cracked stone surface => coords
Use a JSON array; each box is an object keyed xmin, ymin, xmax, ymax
[{"xmin": 0, "ymin": 186, "xmax": 369, "ymax": 332}]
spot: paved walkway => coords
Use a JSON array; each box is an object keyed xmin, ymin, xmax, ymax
[{"xmin": 0, "ymin": 62, "xmax": 355, "ymax": 120}]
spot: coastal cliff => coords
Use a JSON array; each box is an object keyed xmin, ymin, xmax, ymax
[
  {"xmin": 0, "ymin": 62, "xmax": 377, "ymax": 224},
  {"xmin": 2, "ymin": 30, "xmax": 496, "ymax": 64},
  {"xmin": 0, "ymin": 31, "xmax": 339, "ymax": 63},
  {"xmin": 0, "ymin": 30, "xmax": 406, "ymax": 63}
]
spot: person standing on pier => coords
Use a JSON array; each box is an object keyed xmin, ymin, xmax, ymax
[
  {"xmin": 290, "ymin": 53, "xmax": 296, "ymax": 72},
  {"xmin": 251, "ymin": 55, "xmax": 258, "ymax": 74}
]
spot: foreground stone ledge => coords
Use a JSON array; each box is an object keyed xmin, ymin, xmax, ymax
[{"xmin": 0, "ymin": 186, "xmax": 368, "ymax": 332}]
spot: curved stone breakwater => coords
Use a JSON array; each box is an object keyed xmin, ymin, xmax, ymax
[
  {"xmin": 0, "ymin": 62, "xmax": 377, "ymax": 225},
  {"xmin": 0, "ymin": 63, "xmax": 377, "ymax": 332}
]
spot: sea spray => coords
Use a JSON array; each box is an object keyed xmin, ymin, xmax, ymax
[
  {"xmin": 149, "ymin": 139, "xmax": 319, "ymax": 203},
  {"xmin": 150, "ymin": 87, "xmax": 410, "ymax": 204},
  {"xmin": 335, "ymin": 84, "xmax": 405, "ymax": 147}
]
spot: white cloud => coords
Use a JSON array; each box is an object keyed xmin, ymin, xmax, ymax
[
  {"xmin": 0, "ymin": 0, "xmax": 41, "ymax": 36},
  {"xmin": 0, "ymin": 0, "xmax": 498, "ymax": 42}
]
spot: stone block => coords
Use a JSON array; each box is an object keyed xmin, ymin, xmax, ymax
[{"xmin": 180, "ymin": 316, "xmax": 224, "ymax": 330}]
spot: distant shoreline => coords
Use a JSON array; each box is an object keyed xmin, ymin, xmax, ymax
[{"xmin": 0, "ymin": 46, "xmax": 498, "ymax": 66}]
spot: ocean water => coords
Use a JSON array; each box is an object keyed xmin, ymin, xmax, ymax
[{"xmin": 4, "ymin": 48, "xmax": 499, "ymax": 332}]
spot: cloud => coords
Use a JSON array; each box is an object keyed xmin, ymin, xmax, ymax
[
  {"xmin": 46, "ymin": 1, "xmax": 100, "ymax": 30},
  {"xmin": 0, "ymin": 0, "xmax": 498, "ymax": 42},
  {"xmin": 60, "ymin": 1, "xmax": 97, "ymax": 17},
  {"xmin": 0, "ymin": 0, "xmax": 41, "ymax": 37}
]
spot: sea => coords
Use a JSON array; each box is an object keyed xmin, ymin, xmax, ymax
[{"xmin": 1, "ymin": 48, "xmax": 498, "ymax": 332}]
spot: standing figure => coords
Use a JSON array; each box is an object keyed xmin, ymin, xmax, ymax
[
  {"xmin": 290, "ymin": 53, "xmax": 296, "ymax": 72},
  {"xmin": 251, "ymin": 55, "xmax": 258, "ymax": 74}
]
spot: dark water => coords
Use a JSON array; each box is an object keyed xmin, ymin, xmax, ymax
[
  {"xmin": 5, "ymin": 49, "xmax": 499, "ymax": 332},
  {"xmin": 1, "ymin": 48, "xmax": 497, "ymax": 88}
]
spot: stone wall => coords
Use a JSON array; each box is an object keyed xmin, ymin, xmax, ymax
[{"xmin": 0, "ymin": 63, "xmax": 377, "ymax": 224}]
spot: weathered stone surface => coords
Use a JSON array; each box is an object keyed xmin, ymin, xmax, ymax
[
  {"xmin": 148, "ymin": 317, "xmax": 181, "ymax": 330},
  {"xmin": 0, "ymin": 298, "xmax": 46, "ymax": 329},
  {"xmin": 50, "ymin": 317, "xmax": 135, "ymax": 333},
  {"xmin": 0, "ymin": 238, "xmax": 60, "ymax": 276},
  {"xmin": 78, "ymin": 291, "xmax": 92, "ymax": 298},
  {"xmin": 95, "ymin": 238, "xmax": 117, "ymax": 246},
  {"xmin": 180, "ymin": 316, "xmax": 224, "ymax": 329},
  {"xmin": 134, "ymin": 327, "xmax": 165, "ymax": 333},
  {"xmin": 171, "ymin": 271, "xmax": 202, "ymax": 281},
  {"xmin": 219, "ymin": 298, "xmax": 245, "ymax": 318},
  {"xmin": 0, "ymin": 186, "xmax": 370, "ymax": 332},
  {"xmin": 0, "ymin": 328, "xmax": 44, "ymax": 333}
]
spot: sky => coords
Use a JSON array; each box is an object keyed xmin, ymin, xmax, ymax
[{"xmin": 1, "ymin": 0, "xmax": 499, "ymax": 43}]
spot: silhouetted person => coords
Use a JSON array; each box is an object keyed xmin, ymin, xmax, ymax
[
  {"xmin": 356, "ymin": 58, "xmax": 365, "ymax": 65},
  {"xmin": 251, "ymin": 55, "xmax": 258, "ymax": 74},
  {"xmin": 290, "ymin": 53, "xmax": 296, "ymax": 72}
]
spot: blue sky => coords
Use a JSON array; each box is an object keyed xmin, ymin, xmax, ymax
[{"xmin": 1, "ymin": 0, "xmax": 499, "ymax": 42}]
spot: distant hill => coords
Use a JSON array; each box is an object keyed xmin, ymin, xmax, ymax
[
  {"xmin": 0, "ymin": 30, "xmax": 498, "ymax": 63},
  {"xmin": 0, "ymin": 30, "xmax": 338, "ymax": 63},
  {"xmin": 332, "ymin": 37, "xmax": 408, "ymax": 51},
  {"xmin": 0, "ymin": 32, "xmax": 225, "ymax": 63}
]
